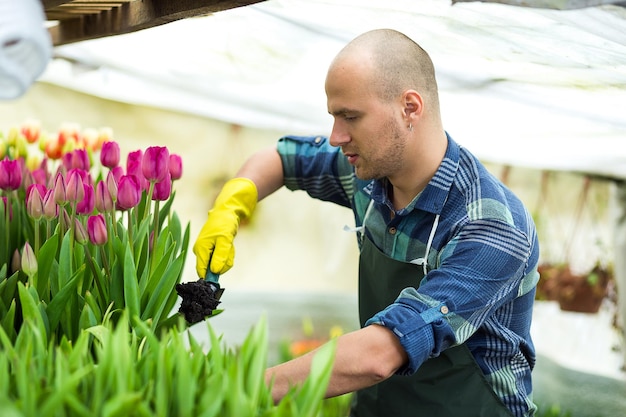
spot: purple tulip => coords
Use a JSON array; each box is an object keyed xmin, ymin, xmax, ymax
[
  {"xmin": 142, "ymin": 146, "xmax": 169, "ymax": 183},
  {"xmin": 77, "ymin": 183, "xmax": 95, "ymax": 215},
  {"xmin": 152, "ymin": 174, "xmax": 171, "ymax": 201},
  {"xmin": 87, "ymin": 214, "xmax": 107, "ymax": 246},
  {"xmin": 168, "ymin": 154, "xmax": 183, "ymax": 181},
  {"xmin": 100, "ymin": 141, "xmax": 120, "ymax": 169},
  {"xmin": 0, "ymin": 158, "xmax": 22, "ymax": 191},
  {"xmin": 127, "ymin": 150, "xmax": 148, "ymax": 191},
  {"xmin": 95, "ymin": 181, "xmax": 113, "ymax": 213},
  {"xmin": 116, "ymin": 175, "xmax": 142, "ymax": 210}
]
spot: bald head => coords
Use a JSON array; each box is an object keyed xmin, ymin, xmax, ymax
[{"xmin": 330, "ymin": 29, "xmax": 441, "ymax": 117}]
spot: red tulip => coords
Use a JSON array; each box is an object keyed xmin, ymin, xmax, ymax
[
  {"xmin": 87, "ymin": 214, "xmax": 107, "ymax": 245},
  {"xmin": 169, "ymin": 154, "xmax": 183, "ymax": 180},
  {"xmin": 100, "ymin": 141, "xmax": 120, "ymax": 169},
  {"xmin": 77, "ymin": 183, "xmax": 95, "ymax": 215},
  {"xmin": 0, "ymin": 158, "xmax": 22, "ymax": 191},
  {"xmin": 142, "ymin": 146, "xmax": 169, "ymax": 183},
  {"xmin": 152, "ymin": 174, "xmax": 171, "ymax": 201},
  {"xmin": 116, "ymin": 175, "xmax": 142, "ymax": 210}
]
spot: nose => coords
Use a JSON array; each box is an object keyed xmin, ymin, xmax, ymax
[{"xmin": 329, "ymin": 120, "xmax": 350, "ymax": 147}]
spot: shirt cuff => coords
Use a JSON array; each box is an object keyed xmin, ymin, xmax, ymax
[{"xmin": 365, "ymin": 296, "xmax": 456, "ymax": 375}]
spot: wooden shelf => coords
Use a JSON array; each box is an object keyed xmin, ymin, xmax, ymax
[{"xmin": 42, "ymin": 0, "xmax": 265, "ymax": 46}]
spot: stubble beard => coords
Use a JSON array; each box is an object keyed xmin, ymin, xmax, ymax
[{"xmin": 354, "ymin": 118, "xmax": 406, "ymax": 181}]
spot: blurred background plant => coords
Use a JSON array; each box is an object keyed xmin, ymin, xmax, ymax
[{"xmin": 0, "ymin": 120, "xmax": 190, "ymax": 343}]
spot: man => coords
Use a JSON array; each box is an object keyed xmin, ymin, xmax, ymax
[{"xmin": 193, "ymin": 29, "xmax": 539, "ymax": 417}]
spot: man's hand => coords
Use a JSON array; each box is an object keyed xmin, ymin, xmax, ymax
[{"xmin": 193, "ymin": 178, "xmax": 258, "ymax": 278}]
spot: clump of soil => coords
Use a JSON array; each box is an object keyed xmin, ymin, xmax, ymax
[{"xmin": 175, "ymin": 280, "xmax": 222, "ymax": 324}]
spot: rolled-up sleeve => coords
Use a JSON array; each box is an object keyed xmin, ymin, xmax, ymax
[{"xmin": 365, "ymin": 287, "xmax": 456, "ymax": 375}]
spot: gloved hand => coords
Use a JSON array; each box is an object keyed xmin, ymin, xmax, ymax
[{"xmin": 193, "ymin": 177, "xmax": 258, "ymax": 278}]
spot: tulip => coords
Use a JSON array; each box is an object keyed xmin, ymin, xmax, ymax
[
  {"xmin": 43, "ymin": 189, "xmax": 58, "ymax": 220},
  {"xmin": 53, "ymin": 172, "xmax": 67, "ymax": 206},
  {"xmin": 152, "ymin": 174, "xmax": 171, "ymax": 201},
  {"xmin": 21, "ymin": 119, "xmax": 41, "ymax": 144},
  {"xmin": 65, "ymin": 169, "xmax": 85, "ymax": 203},
  {"xmin": 116, "ymin": 175, "xmax": 142, "ymax": 210},
  {"xmin": 26, "ymin": 184, "xmax": 46, "ymax": 221},
  {"xmin": 127, "ymin": 150, "xmax": 148, "ymax": 191},
  {"xmin": 169, "ymin": 154, "xmax": 183, "ymax": 180},
  {"xmin": 77, "ymin": 183, "xmax": 95, "ymax": 215},
  {"xmin": 100, "ymin": 141, "xmax": 120, "ymax": 169},
  {"xmin": 32, "ymin": 168, "xmax": 47, "ymax": 186},
  {"xmin": 44, "ymin": 138, "xmax": 63, "ymax": 160},
  {"xmin": 95, "ymin": 181, "xmax": 113, "ymax": 213},
  {"xmin": 106, "ymin": 170, "xmax": 118, "ymax": 202},
  {"xmin": 0, "ymin": 158, "xmax": 22, "ymax": 191},
  {"xmin": 142, "ymin": 146, "xmax": 169, "ymax": 183},
  {"xmin": 73, "ymin": 218, "xmax": 89, "ymax": 245},
  {"xmin": 11, "ymin": 249, "xmax": 20, "ymax": 275},
  {"xmin": 87, "ymin": 214, "xmax": 108, "ymax": 245},
  {"xmin": 63, "ymin": 149, "xmax": 90, "ymax": 171},
  {"xmin": 21, "ymin": 242, "xmax": 38, "ymax": 277}
]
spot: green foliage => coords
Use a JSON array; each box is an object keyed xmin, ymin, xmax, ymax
[{"xmin": 0, "ymin": 313, "xmax": 338, "ymax": 417}]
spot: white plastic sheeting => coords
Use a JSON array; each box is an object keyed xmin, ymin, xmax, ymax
[{"xmin": 42, "ymin": 0, "xmax": 626, "ymax": 177}]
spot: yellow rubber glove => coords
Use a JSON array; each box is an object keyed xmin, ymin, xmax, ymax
[{"xmin": 193, "ymin": 178, "xmax": 258, "ymax": 278}]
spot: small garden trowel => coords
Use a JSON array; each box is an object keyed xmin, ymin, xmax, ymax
[{"xmin": 175, "ymin": 263, "xmax": 225, "ymax": 324}]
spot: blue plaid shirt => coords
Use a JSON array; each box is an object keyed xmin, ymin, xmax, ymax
[{"xmin": 277, "ymin": 133, "xmax": 539, "ymax": 417}]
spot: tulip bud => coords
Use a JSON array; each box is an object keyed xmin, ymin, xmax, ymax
[
  {"xmin": 152, "ymin": 174, "xmax": 172, "ymax": 201},
  {"xmin": 11, "ymin": 249, "xmax": 20, "ymax": 275},
  {"xmin": 21, "ymin": 242, "xmax": 38, "ymax": 277},
  {"xmin": 65, "ymin": 169, "xmax": 85, "ymax": 203},
  {"xmin": 26, "ymin": 184, "xmax": 46, "ymax": 220},
  {"xmin": 73, "ymin": 218, "xmax": 89, "ymax": 245},
  {"xmin": 87, "ymin": 214, "xmax": 107, "ymax": 246},
  {"xmin": 43, "ymin": 189, "xmax": 58, "ymax": 220},
  {"xmin": 77, "ymin": 183, "xmax": 95, "ymax": 215},
  {"xmin": 142, "ymin": 146, "xmax": 169, "ymax": 183},
  {"xmin": 169, "ymin": 154, "xmax": 183, "ymax": 180},
  {"xmin": 0, "ymin": 158, "xmax": 23, "ymax": 191},
  {"xmin": 116, "ymin": 175, "xmax": 142, "ymax": 210},
  {"xmin": 95, "ymin": 181, "xmax": 113, "ymax": 213},
  {"xmin": 106, "ymin": 170, "xmax": 118, "ymax": 202},
  {"xmin": 127, "ymin": 150, "xmax": 148, "ymax": 191},
  {"xmin": 100, "ymin": 141, "xmax": 120, "ymax": 169},
  {"xmin": 53, "ymin": 172, "xmax": 67, "ymax": 206}
]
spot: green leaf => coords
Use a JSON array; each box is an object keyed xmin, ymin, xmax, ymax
[
  {"xmin": 17, "ymin": 282, "xmax": 47, "ymax": 345},
  {"xmin": 141, "ymin": 252, "xmax": 183, "ymax": 323},
  {"xmin": 123, "ymin": 245, "xmax": 140, "ymax": 320},
  {"xmin": 36, "ymin": 233, "xmax": 59, "ymax": 299},
  {"xmin": 46, "ymin": 267, "xmax": 84, "ymax": 333}
]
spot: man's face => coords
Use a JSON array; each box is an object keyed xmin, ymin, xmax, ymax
[{"xmin": 325, "ymin": 59, "xmax": 408, "ymax": 181}]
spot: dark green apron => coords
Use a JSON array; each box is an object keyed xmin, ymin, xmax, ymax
[{"xmin": 351, "ymin": 235, "xmax": 515, "ymax": 417}]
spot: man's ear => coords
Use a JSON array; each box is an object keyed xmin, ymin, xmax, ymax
[{"xmin": 403, "ymin": 89, "xmax": 423, "ymax": 119}]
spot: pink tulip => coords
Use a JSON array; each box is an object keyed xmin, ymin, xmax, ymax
[
  {"xmin": 106, "ymin": 170, "xmax": 118, "ymax": 202},
  {"xmin": 77, "ymin": 183, "xmax": 95, "ymax": 215},
  {"xmin": 26, "ymin": 184, "xmax": 47, "ymax": 221},
  {"xmin": 62, "ymin": 149, "xmax": 90, "ymax": 171},
  {"xmin": 142, "ymin": 146, "xmax": 169, "ymax": 183},
  {"xmin": 73, "ymin": 218, "xmax": 89, "ymax": 245},
  {"xmin": 100, "ymin": 141, "xmax": 120, "ymax": 169},
  {"xmin": 65, "ymin": 169, "xmax": 85, "ymax": 203},
  {"xmin": 95, "ymin": 181, "xmax": 113, "ymax": 213},
  {"xmin": 152, "ymin": 174, "xmax": 171, "ymax": 201},
  {"xmin": 32, "ymin": 168, "xmax": 47, "ymax": 186},
  {"xmin": 87, "ymin": 214, "xmax": 107, "ymax": 245},
  {"xmin": 169, "ymin": 154, "xmax": 183, "ymax": 180},
  {"xmin": 43, "ymin": 189, "xmax": 58, "ymax": 220},
  {"xmin": 53, "ymin": 172, "xmax": 67, "ymax": 206},
  {"xmin": 21, "ymin": 242, "xmax": 37, "ymax": 276},
  {"xmin": 0, "ymin": 158, "xmax": 22, "ymax": 191},
  {"xmin": 126, "ymin": 150, "xmax": 147, "ymax": 190},
  {"xmin": 116, "ymin": 175, "xmax": 142, "ymax": 210}
]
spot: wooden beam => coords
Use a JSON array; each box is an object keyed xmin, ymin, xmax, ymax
[{"xmin": 45, "ymin": 0, "xmax": 266, "ymax": 46}]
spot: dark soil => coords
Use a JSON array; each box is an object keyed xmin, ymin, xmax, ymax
[{"xmin": 175, "ymin": 279, "xmax": 223, "ymax": 324}]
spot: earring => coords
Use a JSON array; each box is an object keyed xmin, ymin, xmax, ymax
[{"xmin": 408, "ymin": 123, "xmax": 413, "ymax": 132}]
